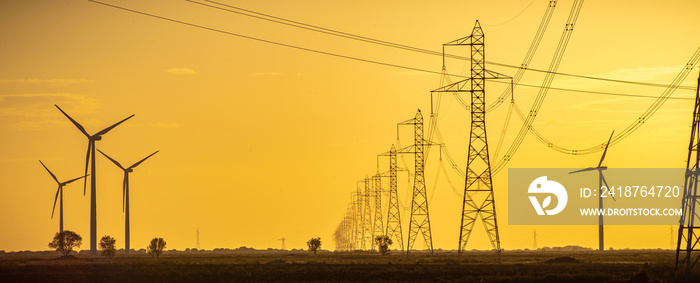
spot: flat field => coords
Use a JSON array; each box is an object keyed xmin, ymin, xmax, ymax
[{"xmin": 1, "ymin": 249, "xmax": 698, "ymax": 282}]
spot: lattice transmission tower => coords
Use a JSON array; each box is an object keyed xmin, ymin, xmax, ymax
[
  {"xmin": 372, "ymin": 173, "xmax": 384, "ymax": 250},
  {"xmin": 433, "ymin": 20, "xmax": 511, "ymax": 258},
  {"xmin": 398, "ymin": 109, "xmax": 439, "ymax": 253},
  {"xmin": 354, "ymin": 186, "xmax": 362, "ymax": 249},
  {"xmin": 381, "ymin": 145, "xmax": 404, "ymax": 252},
  {"xmin": 676, "ymin": 72, "xmax": 700, "ymax": 277},
  {"xmin": 362, "ymin": 177, "xmax": 373, "ymax": 250}
]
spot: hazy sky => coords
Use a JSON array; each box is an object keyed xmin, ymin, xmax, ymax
[{"xmin": 1, "ymin": 0, "xmax": 699, "ymax": 252}]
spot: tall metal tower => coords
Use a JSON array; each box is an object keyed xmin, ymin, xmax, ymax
[
  {"xmin": 352, "ymin": 191, "xmax": 361, "ymax": 250},
  {"xmin": 533, "ymin": 229, "xmax": 537, "ymax": 250},
  {"xmin": 434, "ymin": 21, "xmax": 509, "ymax": 257},
  {"xmin": 398, "ymin": 109, "xmax": 434, "ymax": 253},
  {"xmin": 383, "ymin": 145, "xmax": 404, "ymax": 252},
  {"xmin": 372, "ymin": 173, "xmax": 384, "ymax": 250},
  {"xmin": 196, "ymin": 228, "xmax": 200, "ymax": 249},
  {"xmin": 362, "ymin": 177, "xmax": 373, "ymax": 250},
  {"xmin": 346, "ymin": 202, "xmax": 355, "ymax": 250},
  {"xmin": 279, "ymin": 237, "xmax": 286, "ymax": 250},
  {"xmin": 676, "ymin": 72, "xmax": 700, "ymax": 276}
]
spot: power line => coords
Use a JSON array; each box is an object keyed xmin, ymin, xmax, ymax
[
  {"xmin": 89, "ymin": 0, "xmax": 694, "ymax": 101},
  {"xmin": 193, "ymin": 0, "xmax": 695, "ymax": 91}
]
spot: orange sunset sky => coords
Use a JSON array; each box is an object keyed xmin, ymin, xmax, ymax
[{"xmin": 1, "ymin": 0, "xmax": 699, "ymax": 252}]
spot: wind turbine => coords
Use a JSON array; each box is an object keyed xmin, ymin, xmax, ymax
[
  {"xmin": 570, "ymin": 131, "xmax": 615, "ymax": 251},
  {"xmin": 55, "ymin": 104, "xmax": 134, "ymax": 255},
  {"xmin": 97, "ymin": 149, "xmax": 158, "ymax": 254},
  {"xmin": 39, "ymin": 160, "xmax": 88, "ymax": 234}
]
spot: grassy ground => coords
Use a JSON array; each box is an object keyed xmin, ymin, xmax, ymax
[{"xmin": 1, "ymin": 249, "xmax": 699, "ymax": 282}]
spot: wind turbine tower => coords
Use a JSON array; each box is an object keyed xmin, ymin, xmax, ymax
[
  {"xmin": 570, "ymin": 131, "xmax": 615, "ymax": 251},
  {"xmin": 98, "ymin": 149, "xmax": 158, "ymax": 254},
  {"xmin": 55, "ymin": 105, "xmax": 134, "ymax": 254},
  {"xmin": 39, "ymin": 161, "xmax": 88, "ymax": 233}
]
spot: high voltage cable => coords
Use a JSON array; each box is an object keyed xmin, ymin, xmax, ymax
[
  {"xmin": 89, "ymin": 0, "xmax": 694, "ymax": 100},
  {"xmin": 192, "ymin": 0, "xmax": 695, "ymax": 91},
  {"xmin": 485, "ymin": 0, "xmax": 557, "ymax": 112},
  {"xmin": 493, "ymin": 0, "xmax": 585, "ymax": 173},
  {"xmin": 88, "ymin": 0, "xmax": 445, "ymax": 76}
]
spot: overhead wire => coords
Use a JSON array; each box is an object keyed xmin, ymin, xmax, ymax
[
  {"xmin": 89, "ymin": 0, "xmax": 694, "ymax": 101},
  {"xmin": 485, "ymin": 0, "xmax": 538, "ymax": 27},
  {"xmin": 493, "ymin": 0, "xmax": 585, "ymax": 173},
  {"xmin": 191, "ymin": 0, "xmax": 695, "ymax": 92},
  {"xmin": 486, "ymin": 0, "xmax": 558, "ymax": 112}
]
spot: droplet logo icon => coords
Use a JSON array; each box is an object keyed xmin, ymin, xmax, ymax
[{"xmin": 528, "ymin": 176, "xmax": 568, "ymax": 215}]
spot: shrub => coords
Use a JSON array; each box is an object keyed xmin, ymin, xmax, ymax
[
  {"xmin": 374, "ymin": 235, "xmax": 393, "ymax": 255},
  {"xmin": 307, "ymin": 237, "xmax": 321, "ymax": 255},
  {"xmin": 147, "ymin": 237, "xmax": 166, "ymax": 258},
  {"xmin": 99, "ymin": 235, "xmax": 116, "ymax": 258},
  {"xmin": 48, "ymin": 230, "xmax": 82, "ymax": 257}
]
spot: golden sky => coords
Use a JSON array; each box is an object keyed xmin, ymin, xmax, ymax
[{"xmin": 1, "ymin": 0, "xmax": 699, "ymax": 252}]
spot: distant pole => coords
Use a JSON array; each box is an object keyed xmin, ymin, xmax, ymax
[
  {"xmin": 533, "ymin": 229, "xmax": 537, "ymax": 250},
  {"xmin": 279, "ymin": 237, "xmax": 286, "ymax": 250},
  {"xmin": 196, "ymin": 228, "xmax": 200, "ymax": 249},
  {"xmin": 670, "ymin": 226, "xmax": 674, "ymax": 250}
]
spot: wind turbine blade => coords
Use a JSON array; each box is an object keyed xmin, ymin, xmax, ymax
[
  {"xmin": 597, "ymin": 130, "xmax": 615, "ymax": 168},
  {"xmin": 569, "ymin": 167, "xmax": 597, "ymax": 174},
  {"xmin": 122, "ymin": 174, "xmax": 127, "ymax": 212},
  {"xmin": 601, "ymin": 173, "xmax": 615, "ymax": 201},
  {"xmin": 95, "ymin": 114, "xmax": 135, "ymax": 136},
  {"xmin": 39, "ymin": 160, "xmax": 59, "ymax": 183},
  {"xmin": 52, "ymin": 186, "xmax": 60, "ymax": 219},
  {"xmin": 97, "ymin": 149, "xmax": 125, "ymax": 170},
  {"xmin": 55, "ymin": 105, "xmax": 90, "ymax": 137},
  {"xmin": 83, "ymin": 142, "xmax": 91, "ymax": 195},
  {"xmin": 128, "ymin": 150, "xmax": 159, "ymax": 169},
  {"xmin": 63, "ymin": 174, "xmax": 89, "ymax": 185}
]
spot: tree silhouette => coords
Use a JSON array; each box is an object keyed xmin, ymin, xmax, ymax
[
  {"xmin": 48, "ymin": 230, "xmax": 82, "ymax": 257},
  {"xmin": 147, "ymin": 237, "xmax": 166, "ymax": 258},
  {"xmin": 374, "ymin": 235, "xmax": 393, "ymax": 255},
  {"xmin": 99, "ymin": 235, "xmax": 116, "ymax": 258},
  {"xmin": 307, "ymin": 237, "xmax": 321, "ymax": 255}
]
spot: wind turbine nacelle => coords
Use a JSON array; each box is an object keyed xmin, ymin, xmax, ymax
[
  {"xmin": 125, "ymin": 169, "xmax": 133, "ymax": 173},
  {"xmin": 92, "ymin": 136, "xmax": 103, "ymax": 141}
]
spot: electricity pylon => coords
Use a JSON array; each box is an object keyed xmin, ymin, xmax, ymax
[
  {"xmin": 196, "ymin": 228, "xmax": 200, "ymax": 249},
  {"xmin": 381, "ymin": 145, "xmax": 404, "ymax": 252},
  {"xmin": 398, "ymin": 109, "xmax": 439, "ymax": 253},
  {"xmin": 433, "ymin": 20, "xmax": 511, "ymax": 258},
  {"xmin": 676, "ymin": 72, "xmax": 700, "ymax": 277},
  {"xmin": 362, "ymin": 177, "xmax": 372, "ymax": 250},
  {"xmin": 372, "ymin": 173, "xmax": 384, "ymax": 250},
  {"xmin": 354, "ymin": 187, "xmax": 362, "ymax": 249},
  {"xmin": 533, "ymin": 229, "xmax": 537, "ymax": 250}
]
